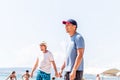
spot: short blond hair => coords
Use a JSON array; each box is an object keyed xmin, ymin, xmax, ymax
[{"xmin": 40, "ymin": 41, "xmax": 47, "ymax": 46}]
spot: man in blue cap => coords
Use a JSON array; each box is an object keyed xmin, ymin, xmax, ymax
[{"xmin": 59, "ymin": 19, "xmax": 85, "ymax": 80}]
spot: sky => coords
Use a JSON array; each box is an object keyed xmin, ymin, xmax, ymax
[{"xmin": 0, "ymin": 0, "xmax": 120, "ymax": 74}]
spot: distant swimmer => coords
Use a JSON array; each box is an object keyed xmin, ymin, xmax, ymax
[
  {"xmin": 22, "ymin": 70, "xmax": 30, "ymax": 80},
  {"xmin": 6, "ymin": 71, "xmax": 17, "ymax": 80},
  {"xmin": 52, "ymin": 77, "xmax": 55, "ymax": 80}
]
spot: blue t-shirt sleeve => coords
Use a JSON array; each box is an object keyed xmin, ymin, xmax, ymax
[{"xmin": 75, "ymin": 35, "xmax": 85, "ymax": 49}]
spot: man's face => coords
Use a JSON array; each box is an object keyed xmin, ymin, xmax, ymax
[
  {"xmin": 40, "ymin": 45, "xmax": 46, "ymax": 51},
  {"xmin": 65, "ymin": 23, "xmax": 76, "ymax": 33},
  {"xmin": 26, "ymin": 72, "xmax": 29, "ymax": 74}
]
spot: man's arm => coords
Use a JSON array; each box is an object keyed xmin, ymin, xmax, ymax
[
  {"xmin": 60, "ymin": 61, "xmax": 65, "ymax": 74},
  {"xmin": 70, "ymin": 48, "xmax": 84, "ymax": 80},
  {"xmin": 72, "ymin": 48, "xmax": 84, "ymax": 70},
  {"xmin": 22, "ymin": 74, "xmax": 25, "ymax": 79},
  {"xmin": 31, "ymin": 58, "xmax": 39, "ymax": 78},
  {"xmin": 51, "ymin": 61, "xmax": 59, "ymax": 77},
  {"xmin": 59, "ymin": 61, "xmax": 65, "ymax": 77},
  {"xmin": 15, "ymin": 76, "xmax": 17, "ymax": 80}
]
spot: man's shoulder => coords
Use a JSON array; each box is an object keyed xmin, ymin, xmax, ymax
[
  {"xmin": 47, "ymin": 50, "xmax": 52, "ymax": 54},
  {"xmin": 46, "ymin": 50, "xmax": 53, "ymax": 55},
  {"xmin": 74, "ymin": 32, "xmax": 83, "ymax": 39}
]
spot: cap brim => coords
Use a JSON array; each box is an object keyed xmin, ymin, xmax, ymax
[{"xmin": 62, "ymin": 21, "xmax": 70, "ymax": 24}]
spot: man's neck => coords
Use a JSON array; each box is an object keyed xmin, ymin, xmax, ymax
[
  {"xmin": 69, "ymin": 31, "xmax": 76, "ymax": 37},
  {"xmin": 43, "ymin": 50, "xmax": 47, "ymax": 53}
]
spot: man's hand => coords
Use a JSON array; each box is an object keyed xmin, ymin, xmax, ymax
[
  {"xmin": 58, "ymin": 69, "xmax": 63, "ymax": 78},
  {"xmin": 30, "ymin": 72, "xmax": 33, "ymax": 78},
  {"xmin": 55, "ymin": 72, "xmax": 59, "ymax": 77},
  {"xmin": 70, "ymin": 70, "xmax": 76, "ymax": 80}
]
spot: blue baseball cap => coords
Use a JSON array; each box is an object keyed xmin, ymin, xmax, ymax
[{"xmin": 62, "ymin": 19, "xmax": 77, "ymax": 27}]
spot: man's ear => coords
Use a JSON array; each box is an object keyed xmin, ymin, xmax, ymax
[{"xmin": 73, "ymin": 25, "xmax": 77, "ymax": 30}]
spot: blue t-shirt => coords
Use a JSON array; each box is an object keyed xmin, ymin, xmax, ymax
[{"xmin": 65, "ymin": 32, "xmax": 85, "ymax": 72}]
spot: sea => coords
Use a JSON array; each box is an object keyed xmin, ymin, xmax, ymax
[{"xmin": 0, "ymin": 67, "xmax": 120, "ymax": 80}]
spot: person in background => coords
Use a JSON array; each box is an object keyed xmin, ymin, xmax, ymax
[
  {"xmin": 22, "ymin": 70, "xmax": 30, "ymax": 80},
  {"xmin": 96, "ymin": 74, "xmax": 100, "ymax": 80},
  {"xmin": 6, "ymin": 71, "xmax": 17, "ymax": 80},
  {"xmin": 52, "ymin": 77, "xmax": 55, "ymax": 80},
  {"xmin": 59, "ymin": 19, "xmax": 85, "ymax": 80},
  {"xmin": 30, "ymin": 41, "xmax": 59, "ymax": 80}
]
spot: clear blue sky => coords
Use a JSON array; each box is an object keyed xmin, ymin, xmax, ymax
[{"xmin": 0, "ymin": 0, "xmax": 120, "ymax": 74}]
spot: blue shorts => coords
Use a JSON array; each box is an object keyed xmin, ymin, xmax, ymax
[{"xmin": 36, "ymin": 70, "xmax": 50, "ymax": 80}]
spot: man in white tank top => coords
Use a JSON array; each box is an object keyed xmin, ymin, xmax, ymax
[{"xmin": 31, "ymin": 41, "xmax": 59, "ymax": 80}]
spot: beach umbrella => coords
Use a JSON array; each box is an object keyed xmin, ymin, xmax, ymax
[{"xmin": 101, "ymin": 68, "xmax": 120, "ymax": 76}]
